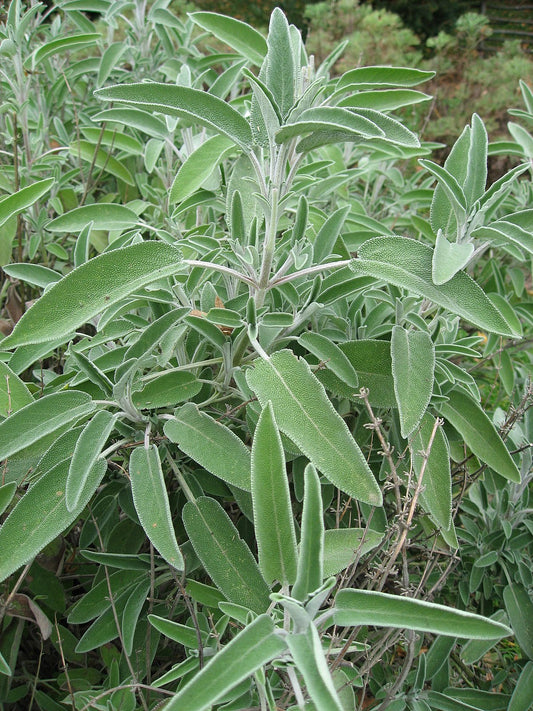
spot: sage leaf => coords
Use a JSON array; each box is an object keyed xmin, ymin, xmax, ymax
[
  {"xmin": 95, "ymin": 83, "xmax": 253, "ymax": 150},
  {"xmin": 299, "ymin": 332, "xmax": 358, "ymax": 389},
  {"xmin": 437, "ymin": 389, "xmax": 520, "ymax": 483},
  {"xmin": 334, "ymin": 590, "xmax": 513, "ymax": 639},
  {"xmin": 350, "ymin": 236, "xmax": 519, "ymax": 337},
  {"xmin": 275, "ymin": 106, "xmax": 384, "ymax": 145},
  {"xmin": 0, "ymin": 482, "xmax": 16, "ymax": 517},
  {"xmin": 121, "ymin": 581, "xmax": 151, "ymax": 656},
  {"xmin": 169, "ymin": 135, "xmax": 235, "ymax": 204},
  {"xmin": 391, "ymin": 326, "xmax": 435, "ymax": 437},
  {"xmin": 164, "ymin": 614, "xmax": 286, "ymax": 711},
  {"xmin": 265, "ymin": 8, "xmax": 295, "ymax": 118},
  {"xmin": 251, "ymin": 402, "xmax": 298, "ymax": 585},
  {"xmin": 337, "ymin": 66, "xmax": 435, "ymax": 90},
  {"xmin": 411, "ymin": 414, "xmax": 452, "ymax": 531},
  {"xmin": 0, "ymin": 458, "xmax": 106, "ymax": 584},
  {"xmin": 0, "ymin": 391, "xmax": 95, "ymax": 461},
  {"xmin": 509, "ymin": 661, "xmax": 533, "ymax": 711},
  {"xmin": 0, "ymin": 361, "xmax": 33, "ymax": 416},
  {"xmin": 287, "ymin": 625, "xmax": 344, "ymax": 711},
  {"xmin": 0, "ymin": 179, "xmax": 54, "ymax": 229},
  {"xmin": 66, "ymin": 410, "xmax": 116, "ymax": 512},
  {"xmin": 2, "ymin": 242, "xmax": 183, "ymax": 349},
  {"xmin": 132, "ymin": 372, "xmax": 202, "ymax": 409},
  {"xmin": 46, "ymin": 203, "xmax": 138, "ymax": 232},
  {"xmin": 130, "ymin": 445, "xmax": 184, "ymax": 571},
  {"xmin": 164, "ymin": 403, "xmax": 251, "ymax": 491},
  {"xmin": 182, "ymin": 496, "xmax": 270, "ymax": 613},
  {"xmin": 292, "ymin": 464, "xmax": 324, "ymax": 601},
  {"xmin": 190, "ymin": 12, "xmax": 267, "ymax": 66},
  {"xmin": 245, "ymin": 350, "xmax": 382, "ymax": 506},
  {"xmin": 323, "ymin": 528, "xmax": 384, "ymax": 578},
  {"xmin": 432, "ymin": 231, "xmax": 474, "ymax": 285},
  {"xmin": 0, "ymin": 650, "xmax": 11, "ymax": 676},
  {"xmin": 503, "ymin": 583, "xmax": 533, "ymax": 659}
]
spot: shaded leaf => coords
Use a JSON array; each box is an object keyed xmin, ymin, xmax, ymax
[
  {"xmin": 504, "ymin": 583, "xmax": 533, "ymax": 659},
  {"xmin": 292, "ymin": 464, "xmax": 324, "ymax": 601},
  {"xmin": 170, "ymin": 135, "xmax": 234, "ymax": 204}
]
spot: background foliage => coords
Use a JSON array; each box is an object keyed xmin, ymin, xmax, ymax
[{"xmin": 0, "ymin": 1, "xmax": 532, "ymax": 710}]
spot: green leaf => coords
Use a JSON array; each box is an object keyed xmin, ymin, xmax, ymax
[
  {"xmin": 0, "ymin": 458, "xmax": 106, "ymax": 583},
  {"xmin": 0, "ymin": 360, "xmax": 33, "ymax": 416},
  {"xmin": 132, "ymin": 371, "xmax": 202, "ymax": 409},
  {"xmin": 275, "ymin": 107, "xmax": 384, "ymax": 146},
  {"xmin": 69, "ymin": 140, "xmax": 135, "ymax": 186},
  {"xmin": 432, "ymin": 231, "xmax": 474, "ymax": 285},
  {"xmin": 420, "ymin": 159, "xmax": 467, "ymax": 228},
  {"xmin": 121, "ymin": 580, "xmax": 150, "ymax": 656},
  {"xmin": 0, "ymin": 391, "xmax": 95, "ymax": 460},
  {"xmin": 164, "ymin": 403, "xmax": 251, "ymax": 491},
  {"xmin": 351, "ymin": 107, "xmax": 419, "ymax": 147},
  {"xmin": 464, "ymin": 113, "xmax": 488, "ymax": 206},
  {"xmin": 0, "ymin": 650, "xmax": 11, "ymax": 676},
  {"xmin": 323, "ymin": 528, "xmax": 383, "ymax": 578},
  {"xmin": 66, "ymin": 410, "xmax": 116, "ymax": 512},
  {"xmin": 190, "ymin": 12, "xmax": 267, "ymax": 66},
  {"xmin": 170, "ymin": 135, "xmax": 235, "ymax": 204},
  {"xmin": 97, "ymin": 41, "xmax": 127, "ymax": 87},
  {"xmin": 317, "ymin": 339, "xmax": 395, "ymax": 408},
  {"xmin": 437, "ymin": 390, "xmax": 520, "ymax": 483},
  {"xmin": 299, "ymin": 332, "xmax": 358, "ymax": 389},
  {"xmin": 3, "ymin": 263, "xmax": 62, "ymax": 288},
  {"xmin": 67, "ymin": 570, "xmax": 140, "ymax": 624},
  {"xmin": 163, "ymin": 614, "xmax": 286, "ymax": 711},
  {"xmin": 292, "ymin": 464, "xmax": 324, "ymax": 601},
  {"xmin": 95, "ymin": 83, "xmax": 253, "ymax": 150},
  {"xmin": 2, "ymin": 242, "xmax": 182, "ymax": 349},
  {"xmin": 0, "ymin": 482, "xmax": 16, "ymax": 517},
  {"xmin": 460, "ymin": 610, "xmax": 509, "ymax": 664},
  {"xmin": 391, "ymin": 326, "xmax": 434, "ymax": 437},
  {"xmin": 509, "ymin": 661, "xmax": 533, "ymax": 711},
  {"xmin": 313, "ymin": 205, "xmax": 350, "ymax": 264},
  {"xmin": 130, "ymin": 445, "xmax": 184, "ymax": 570},
  {"xmin": 93, "ymin": 107, "xmax": 168, "ymax": 138},
  {"xmin": 337, "ymin": 89, "xmax": 431, "ymax": 111},
  {"xmin": 245, "ymin": 350, "xmax": 382, "ymax": 506},
  {"xmin": 46, "ymin": 203, "xmax": 138, "ymax": 232},
  {"xmin": 350, "ymin": 236, "xmax": 518, "ymax": 337},
  {"xmin": 182, "ymin": 496, "xmax": 270, "ymax": 613},
  {"xmin": 337, "ymin": 66, "xmax": 435, "ymax": 90},
  {"xmin": 411, "ymin": 414, "xmax": 452, "ymax": 531},
  {"xmin": 149, "ymin": 615, "xmax": 210, "ymax": 648},
  {"xmin": 287, "ymin": 624, "xmax": 344, "ymax": 711},
  {"xmin": 334, "ymin": 590, "xmax": 513, "ymax": 639},
  {"xmin": 503, "ymin": 583, "xmax": 533, "ymax": 659},
  {"xmin": 265, "ymin": 8, "xmax": 294, "ymax": 118},
  {"xmin": 251, "ymin": 402, "xmax": 298, "ymax": 585},
  {"xmin": 28, "ymin": 33, "xmax": 100, "ymax": 69},
  {"xmin": 0, "ymin": 179, "xmax": 55, "ymax": 229}
]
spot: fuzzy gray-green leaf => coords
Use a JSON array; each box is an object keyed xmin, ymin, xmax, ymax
[
  {"xmin": 391, "ymin": 326, "xmax": 435, "ymax": 437},
  {"xmin": 251, "ymin": 402, "xmax": 298, "ymax": 585},
  {"xmin": 246, "ymin": 350, "xmax": 382, "ymax": 506},
  {"xmin": 130, "ymin": 445, "xmax": 184, "ymax": 570},
  {"xmin": 350, "ymin": 236, "xmax": 518, "ymax": 337},
  {"xmin": 164, "ymin": 403, "xmax": 251, "ymax": 491},
  {"xmin": 2, "ymin": 242, "xmax": 182, "ymax": 349},
  {"xmin": 183, "ymin": 496, "xmax": 270, "ymax": 613}
]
